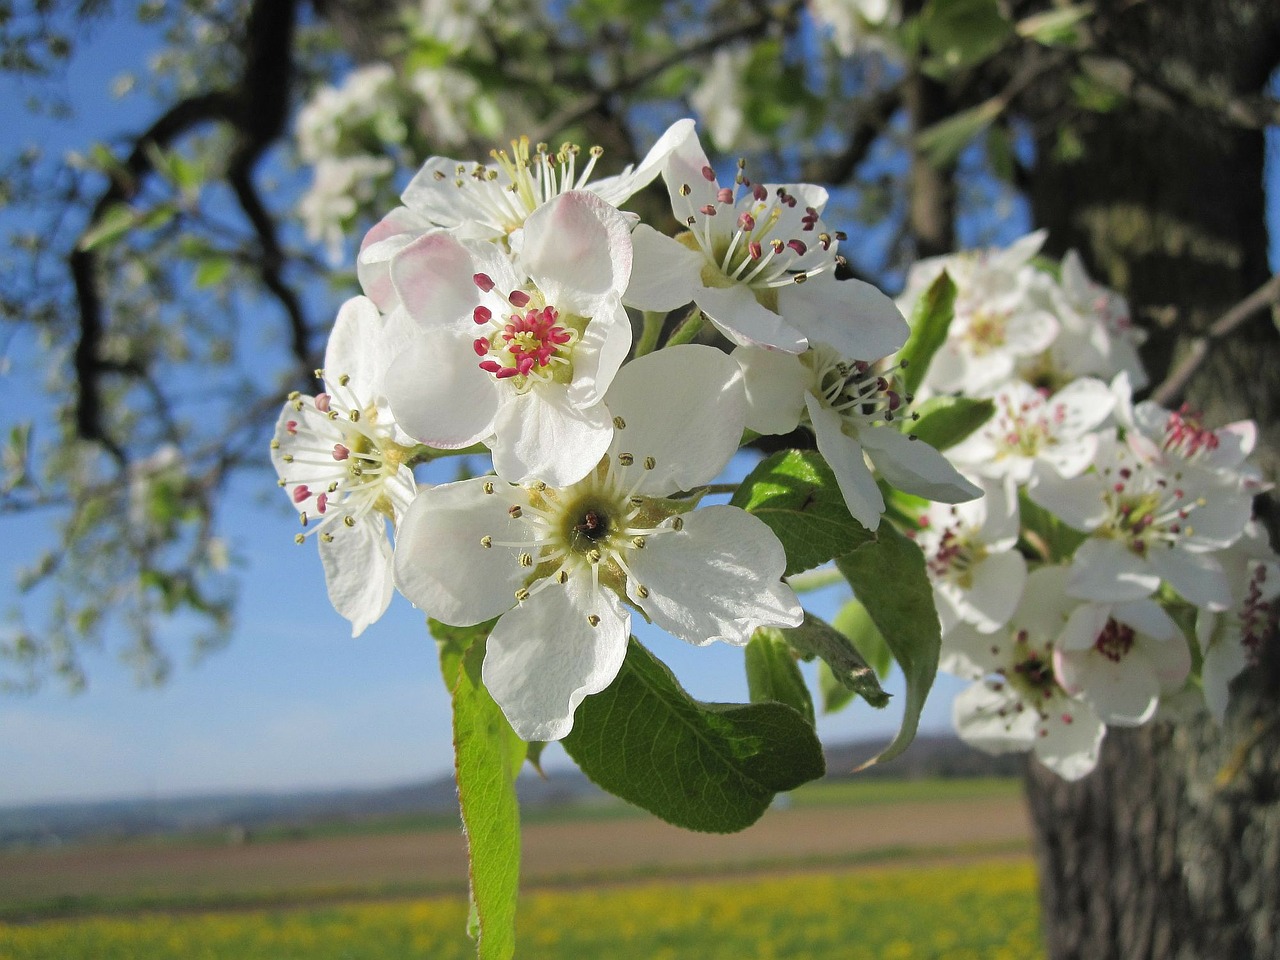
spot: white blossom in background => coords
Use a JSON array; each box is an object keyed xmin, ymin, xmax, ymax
[
  {"xmin": 689, "ymin": 47, "xmax": 765, "ymax": 153},
  {"xmin": 271, "ymin": 297, "xmax": 418, "ymax": 636},
  {"xmin": 296, "ymin": 63, "xmax": 402, "ymax": 163},
  {"xmin": 1196, "ymin": 522, "xmax": 1280, "ymax": 723},
  {"xmin": 299, "ymin": 154, "xmax": 397, "ymax": 264},
  {"xmin": 945, "ymin": 377, "xmax": 1115, "ymax": 484},
  {"xmin": 1053, "ymin": 598, "xmax": 1190, "ymax": 727},
  {"xmin": 1030, "ymin": 434, "xmax": 1252, "ymax": 610},
  {"xmin": 915, "ymin": 476, "xmax": 1026, "ymax": 636},
  {"xmin": 808, "ymin": 0, "xmax": 900, "ymax": 56},
  {"xmin": 1032, "ymin": 250, "xmax": 1148, "ymax": 391},
  {"xmin": 901, "ymin": 231, "xmax": 1059, "ymax": 397},
  {"xmin": 382, "ymin": 190, "xmax": 634, "ymax": 486},
  {"xmin": 735, "ymin": 344, "xmax": 979, "ymax": 529},
  {"xmin": 392, "ymin": 346, "xmax": 802, "ymax": 740},
  {"xmin": 626, "ymin": 128, "xmax": 908, "ymax": 359},
  {"xmin": 408, "ymin": 67, "xmax": 482, "ymax": 147},
  {"xmin": 943, "ymin": 566, "xmax": 1105, "ymax": 781}
]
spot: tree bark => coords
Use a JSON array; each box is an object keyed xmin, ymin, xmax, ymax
[{"xmin": 1018, "ymin": 2, "xmax": 1280, "ymax": 957}]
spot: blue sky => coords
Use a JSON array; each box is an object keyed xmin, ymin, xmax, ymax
[{"xmin": 1, "ymin": 22, "xmax": 1277, "ymax": 807}]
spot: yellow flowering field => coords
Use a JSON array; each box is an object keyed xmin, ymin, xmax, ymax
[{"xmin": 0, "ymin": 859, "xmax": 1042, "ymax": 960}]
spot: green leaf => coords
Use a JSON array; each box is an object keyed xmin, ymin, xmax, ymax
[
  {"xmin": 562, "ymin": 638, "xmax": 825, "ymax": 833},
  {"xmin": 731, "ymin": 449, "xmax": 876, "ymax": 576},
  {"xmin": 443, "ymin": 634, "xmax": 525, "ymax": 960},
  {"xmin": 1016, "ymin": 4, "xmax": 1092, "ymax": 47},
  {"xmin": 785, "ymin": 611, "xmax": 889, "ymax": 711},
  {"xmin": 78, "ymin": 202, "xmax": 137, "ymax": 252},
  {"xmin": 194, "ymin": 256, "xmax": 232, "ymax": 289},
  {"xmin": 835, "ymin": 523, "xmax": 941, "ymax": 768},
  {"xmin": 1017, "ymin": 489, "xmax": 1087, "ymax": 563},
  {"xmin": 745, "ymin": 628, "xmax": 815, "ymax": 727},
  {"xmin": 916, "ymin": 98, "xmax": 1004, "ymax": 168},
  {"xmin": 832, "ymin": 600, "xmax": 894, "ymax": 680},
  {"xmin": 921, "ymin": 0, "xmax": 1013, "ymax": 70},
  {"xmin": 897, "ymin": 271, "xmax": 957, "ymax": 396},
  {"xmin": 907, "ymin": 396, "xmax": 995, "ymax": 451}
]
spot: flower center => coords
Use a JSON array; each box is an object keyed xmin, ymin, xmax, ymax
[
  {"xmin": 470, "ymin": 277, "xmax": 582, "ymax": 388},
  {"xmin": 1093, "ymin": 619, "xmax": 1136, "ymax": 662},
  {"xmin": 1097, "ymin": 458, "xmax": 1201, "ymax": 556},
  {"xmin": 807, "ymin": 348, "xmax": 911, "ymax": 432},
  {"xmin": 674, "ymin": 160, "xmax": 846, "ymax": 294},
  {"xmin": 963, "ymin": 310, "xmax": 1008, "ymax": 356},
  {"xmin": 1002, "ymin": 629, "xmax": 1059, "ymax": 706},
  {"xmin": 1162, "ymin": 404, "xmax": 1221, "ymax": 460}
]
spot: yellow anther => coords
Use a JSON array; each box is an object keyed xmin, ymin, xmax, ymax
[
  {"xmin": 618, "ymin": 453, "xmax": 634, "ymax": 466},
  {"xmin": 587, "ymin": 614, "xmax": 601, "ymax": 627},
  {"xmin": 481, "ymin": 536, "xmax": 493, "ymax": 549}
]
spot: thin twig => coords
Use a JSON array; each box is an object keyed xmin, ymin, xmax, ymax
[{"xmin": 1150, "ymin": 272, "xmax": 1280, "ymax": 407}]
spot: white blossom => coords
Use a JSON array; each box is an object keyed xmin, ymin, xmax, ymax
[
  {"xmin": 381, "ymin": 190, "xmax": 633, "ymax": 487},
  {"xmin": 944, "ymin": 566, "xmax": 1105, "ymax": 781},
  {"xmin": 625, "ymin": 128, "xmax": 908, "ymax": 359},
  {"xmin": 271, "ymin": 297, "xmax": 418, "ymax": 635},
  {"xmin": 735, "ymin": 344, "xmax": 978, "ymax": 529},
  {"xmin": 392, "ymin": 346, "xmax": 802, "ymax": 740}
]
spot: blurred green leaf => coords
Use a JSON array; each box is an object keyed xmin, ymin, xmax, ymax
[
  {"xmin": 916, "ymin": 98, "xmax": 1004, "ymax": 167},
  {"xmin": 898, "ymin": 270, "xmax": 957, "ymax": 396},
  {"xmin": 921, "ymin": 0, "xmax": 1012, "ymax": 70},
  {"xmin": 908, "ymin": 396, "xmax": 995, "ymax": 451}
]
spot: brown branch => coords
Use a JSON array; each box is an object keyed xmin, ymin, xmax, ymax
[
  {"xmin": 1150, "ymin": 272, "xmax": 1280, "ymax": 408},
  {"xmin": 532, "ymin": 3, "xmax": 802, "ymax": 143},
  {"xmin": 69, "ymin": 0, "xmax": 304, "ymax": 460}
]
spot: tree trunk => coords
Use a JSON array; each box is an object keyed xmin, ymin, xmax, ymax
[{"xmin": 1018, "ymin": 1, "xmax": 1280, "ymax": 957}]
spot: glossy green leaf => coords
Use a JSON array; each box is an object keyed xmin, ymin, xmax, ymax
[
  {"xmin": 731, "ymin": 449, "xmax": 876, "ymax": 576},
  {"xmin": 835, "ymin": 523, "xmax": 940, "ymax": 768},
  {"xmin": 437, "ymin": 624, "xmax": 524, "ymax": 960},
  {"xmin": 562, "ymin": 638, "xmax": 825, "ymax": 833},
  {"xmin": 194, "ymin": 256, "xmax": 232, "ymax": 289},
  {"xmin": 908, "ymin": 396, "xmax": 995, "ymax": 451},
  {"xmin": 786, "ymin": 611, "xmax": 889, "ymax": 711},
  {"xmin": 897, "ymin": 270, "xmax": 957, "ymax": 396},
  {"xmin": 746, "ymin": 627, "xmax": 815, "ymax": 727}
]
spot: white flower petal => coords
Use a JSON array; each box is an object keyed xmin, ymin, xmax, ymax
[
  {"xmin": 860, "ymin": 426, "xmax": 982, "ymax": 504},
  {"xmin": 521, "ymin": 190, "xmax": 633, "ymax": 306},
  {"xmin": 491, "ymin": 385, "xmax": 613, "ymax": 487},
  {"xmin": 1034, "ymin": 703, "xmax": 1104, "ymax": 781},
  {"xmin": 953, "ymin": 683, "xmax": 1037, "ymax": 754},
  {"xmin": 627, "ymin": 505, "xmax": 801, "ymax": 646},
  {"xmin": 590, "ymin": 118, "xmax": 696, "ymax": 207},
  {"xmin": 323, "ymin": 297, "xmax": 384, "ymax": 390},
  {"xmin": 695, "ymin": 283, "xmax": 807, "ymax": 353},
  {"xmin": 482, "ymin": 578, "xmax": 630, "ymax": 742},
  {"xmin": 806, "ymin": 393, "xmax": 883, "ymax": 530},
  {"xmin": 1056, "ymin": 602, "xmax": 1111, "ymax": 652},
  {"xmin": 1054, "ymin": 646, "xmax": 1159, "ymax": 726},
  {"xmin": 393, "ymin": 478, "xmax": 528, "ymax": 626},
  {"xmin": 955, "ymin": 549, "xmax": 1027, "ymax": 633},
  {"xmin": 732, "ymin": 346, "xmax": 807, "ymax": 436},
  {"xmin": 565, "ymin": 299, "xmax": 632, "ymax": 409},
  {"xmin": 1028, "ymin": 467, "xmax": 1110, "ymax": 531},
  {"xmin": 781, "ymin": 275, "xmax": 910, "ymax": 361},
  {"xmin": 1148, "ymin": 547, "xmax": 1231, "ymax": 611},
  {"xmin": 384, "ymin": 330, "xmax": 498, "ymax": 447},
  {"xmin": 623, "ymin": 224, "xmax": 705, "ymax": 312},
  {"xmin": 390, "ymin": 231, "xmax": 484, "ymax": 330},
  {"xmin": 1201, "ymin": 637, "xmax": 1249, "ymax": 724},
  {"xmin": 319, "ymin": 516, "xmax": 395, "ymax": 637},
  {"xmin": 603, "ymin": 345, "xmax": 746, "ymax": 495},
  {"xmin": 1067, "ymin": 538, "xmax": 1159, "ymax": 602}
]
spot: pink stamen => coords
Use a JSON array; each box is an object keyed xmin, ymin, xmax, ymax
[
  {"xmin": 474, "ymin": 306, "xmax": 492, "ymax": 325},
  {"xmin": 701, "ymin": 165, "xmax": 716, "ymax": 181},
  {"xmin": 286, "ymin": 420, "xmax": 298, "ymax": 435},
  {"xmin": 473, "ymin": 273, "xmax": 495, "ymax": 292},
  {"xmin": 316, "ymin": 493, "xmax": 328, "ymax": 514},
  {"xmin": 333, "ymin": 444, "xmax": 349, "ymax": 461},
  {"xmin": 314, "ymin": 394, "xmax": 331, "ymax": 413},
  {"xmin": 508, "ymin": 290, "xmax": 531, "ymax": 307},
  {"xmin": 716, "ymin": 187, "xmax": 734, "ymax": 204},
  {"xmin": 292, "ymin": 485, "xmax": 310, "ymax": 504},
  {"xmin": 473, "ymin": 338, "xmax": 490, "ymax": 356}
]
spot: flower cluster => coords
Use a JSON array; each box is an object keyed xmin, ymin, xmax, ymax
[
  {"xmin": 900, "ymin": 232, "xmax": 1276, "ymax": 779},
  {"xmin": 273, "ymin": 119, "xmax": 985, "ymax": 741}
]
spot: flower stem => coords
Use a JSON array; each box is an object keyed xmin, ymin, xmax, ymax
[
  {"xmin": 787, "ymin": 567, "xmax": 846, "ymax": 593},
  {"xmin": 664, "ymin": 307, "xmax": 704, "ymax": 347},
  {"xmin": 701, "ymin": 483, "xmax": 739, "ymax": 496},
  {"xmin": 634, "ymin": 311, "xmax": 666, "ymax": 358}
]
